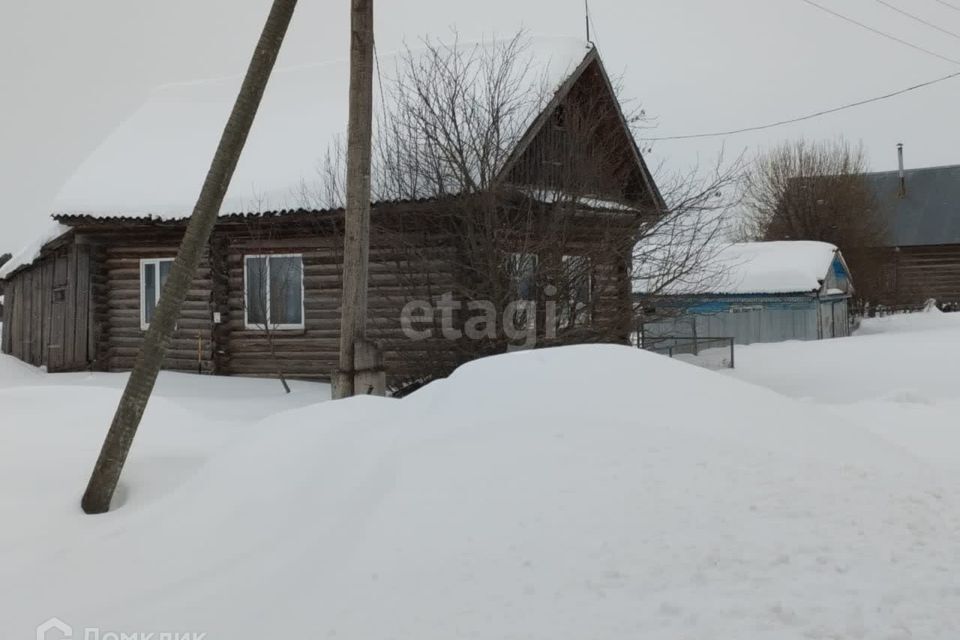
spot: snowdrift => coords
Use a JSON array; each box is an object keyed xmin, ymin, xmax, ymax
[
  {"xmin": 732, "ymin": 309, "xmax": 960, "ymax": 404},
  {"xmin": 2, "ymin": 344, "xmax": 959, "ymax": 639}
]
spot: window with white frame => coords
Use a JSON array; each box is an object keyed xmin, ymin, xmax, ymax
[
  {"xmin": 244, "ymin": 254, "xmax": 305, "ymax": 330},
  {"xmin": 560, "ymin": 254, "xmax": 592, "ymax": 326},
  {"xmin": 140, "ymin": 258, "xmax": 174, "ymax": 330}
]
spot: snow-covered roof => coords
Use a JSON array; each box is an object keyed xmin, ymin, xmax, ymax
[
  {"xmin": 666, "ymin": 241, "xmax": 844, "ymax": 296},
  {"xmin": 53, "ymin": 36, "xmax": 593, "ymax": 220}
]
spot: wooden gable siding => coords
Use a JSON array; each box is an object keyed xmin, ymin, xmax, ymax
[
  {"xmin": 501, "ymin": 57, "xmax": 658, "ymax": 209},
  {"xmin": 1, "ymin": 242, "xmax": 94, "ymax": 371},
  {"xmin": 84, "ymin": 229, "xmax": 216, "ymax": 373}
]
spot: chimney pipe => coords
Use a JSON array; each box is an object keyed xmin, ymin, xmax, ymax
[{"xmin": 897, "ymin": 143, "xmax": 906, "ymax": 198}]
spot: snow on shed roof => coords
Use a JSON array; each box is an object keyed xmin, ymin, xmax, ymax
[
  {"xmin": 52, "ymin": 36, "xmax": 593, "ymax": 220},
  {"xmin": 0, "ymin": 222, "xmax": 72, "ymax": 280},
  {"xmin": 667, "ymin": 241, "xmax": 843, "ymax": 296}
]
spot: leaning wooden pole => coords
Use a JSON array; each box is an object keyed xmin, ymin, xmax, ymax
[
  {"xmin": 81, "ymin": 0, "xmax": 299, "ymax": 515},
  {"xmin": 335, "ymin": 0, "xmax": 376, "ymax": 399}
]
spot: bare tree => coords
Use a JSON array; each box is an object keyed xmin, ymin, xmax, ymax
[
  {"xmin": 632, "ymin": 154, "xmax": 743, "ymax": 298},
  {"xmin": 239, "ymin": 215, "xmax": 299, "ymax": 393},
  {"xmin": 740, "ymin": 138, "xmax": 888, "ymax": 302},
  {"xmin": 81, "ymin": 0, "xmax": 298, "ymax": 515},
  {"xmin": 307, "ymin": 32, "xmax": 740, "ymax": 390}
]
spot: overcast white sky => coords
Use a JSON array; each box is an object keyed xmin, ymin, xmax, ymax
[{"xmin": 3, "ymin": 0, "xmax": 960, "ymax": 249}]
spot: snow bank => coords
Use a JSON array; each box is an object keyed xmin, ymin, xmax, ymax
[
  {"xmin": 856, "ymin": 305, "xmax": 960, "ymax": 336},
  {"xmin": 53, "ymin": 37, "xmax": 591, "ymax": 218},
  {"xmin": 661, "ymin": 241, "xmax": 841, "ymax": 295},
  {"xmin": 730, "ymin": 310, "xmax": 960, "ymax": 404},
  {"xmin": 727, "ymin": 309, "xmax": 960, "ymax": 511},
  {"xmin": 4, "ymin": 341, "xmax": 960, "ymax": 638}
]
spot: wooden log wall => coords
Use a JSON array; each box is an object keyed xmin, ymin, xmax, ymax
[
  {"xmin": 218, "ymin": 224, "xmax": 461, "ymax": 382},
  {"xmin": 86, "ymin": 230, "xmax": 215, "ymax": 373},
  {"xmin": 885, "ymin": 244, "xmax": 960, "ymax": 306},
  {"xmin": 216, "ymin": 206, "xmax": 634, "ymax": 384},
  {"xmin": 12, "ymin": 200, "xmax": 640, "ymax": 384},
  {"xmin": 539, "ymin": 221, "xmax": 635, "ymax": 340}
]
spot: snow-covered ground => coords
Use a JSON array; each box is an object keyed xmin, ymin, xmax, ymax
[
  {"xmin": 730, "ymin": 310, "xmax": 960, "ymax": 475},
  {"xmin": 2, "ymin": 312, "xmax": 960, "ymax": 638}
]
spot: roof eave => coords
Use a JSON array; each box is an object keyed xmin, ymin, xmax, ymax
[{"xmin": 0, "ymin": 227, "xmax": 75, "ymax": 282}]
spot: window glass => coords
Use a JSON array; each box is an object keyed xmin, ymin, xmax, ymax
[
  {"xmin": 561, "ymin": 255, "xmax": 592, "ymax": 326},
  {"xmin": 159, "ymin": 260, "xmax": 173, "ymax": 287},
  {"xmin": 509, "ymin": 253, "xmax": 537, "ymax": 301},
  {"xmin": 269, "ymin": 256, "xmax": 303, "ymax": 326},
  {"xmin": 245, "ymin": 256, "xmax": 268, "ymax": 327},
  {"xmin": 245, "ymin": 255, "xmax": 304, "ymax": 328},
  {"xmin": 141, "ymin": 258, "xmax": 174, "ymax": 328},
  {"xmin": 143, "ymin": 263, "xmax": 157, "ymax": 326}
]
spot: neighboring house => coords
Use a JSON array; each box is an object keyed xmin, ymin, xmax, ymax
[
  {"xmin": 0, "ymin": 39, "xmax": 663, "ymax": 383},
  {"xmin": 639, "ymin": 241, "xmax": 855, "ymax": 346},
  {"xmin": 864, "ymin": 163, "xmax": 960, "ymax": 307}
]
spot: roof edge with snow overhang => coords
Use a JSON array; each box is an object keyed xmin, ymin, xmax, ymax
[
  {"xmin": 0, "ymin": 223, "xmax": 74, "ymax": 281},
  {"xmin": 51, "ymin": 36, "xmax": 600, "ymax": 220},
  {"xmin": 645, "ymin": 241, "xmax": 852, "ymax": 297}
]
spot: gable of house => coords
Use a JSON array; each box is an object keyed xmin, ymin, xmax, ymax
[{"xmin": 500, "ymin": 50, "xmax": 663, "ymax": 209}]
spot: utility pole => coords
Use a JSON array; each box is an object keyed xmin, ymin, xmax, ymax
[{"xmin": 335, "ymin": 0, "xmax": 383, "ymax": 398}]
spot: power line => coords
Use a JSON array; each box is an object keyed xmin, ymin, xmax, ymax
[
  {"xmin": 799, "ymin": 0, "xmax": 960, "ymax": 65},
  {"xmin": 874, "ymin": 0, "xmax": 960, "ymax": 41},
  {"xmin": 645, "ymin": 69, "xmax": 960, "ymax": 141},
  {"xmin": 643, "ymin": 0, "xmax": 960, "ymax": 142},
  {"xmin": 933, "ymin": 0, "xmax": 960, "ymax": 13}
]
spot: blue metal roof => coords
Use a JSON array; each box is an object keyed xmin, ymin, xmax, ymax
[{"xmin": 866, "ymin": 164, "xmax": 960, "ymax": 247}]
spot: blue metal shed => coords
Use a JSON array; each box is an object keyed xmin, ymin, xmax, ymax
[{"xmin": 640, "ymin": 241, "xmax": 855, "ymax": 346}]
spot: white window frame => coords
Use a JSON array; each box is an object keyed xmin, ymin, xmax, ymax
[
  {"xmin": 139, "ymin": 258, "xmax": 175, "ymax": 331},
  {"xmin": 243, "ymin": 253, "xmax": 306, "ymax": 331}
]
